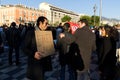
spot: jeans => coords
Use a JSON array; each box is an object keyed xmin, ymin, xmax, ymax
[{"xmin": 60, "ymin": 65, "xmax": 77, "ymax": 80}]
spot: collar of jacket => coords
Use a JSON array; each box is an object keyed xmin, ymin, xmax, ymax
[
  {"xmin": 35, "ymin": 26, "xmax": 42, "ymax": 31},
  {"xmin": 80, "ymin": 26, "xmax": 88, "ymax": 30}
]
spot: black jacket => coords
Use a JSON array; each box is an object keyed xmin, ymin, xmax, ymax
[
  {"xmin": 7, "ymin": 27, "xmax": 20, "ymax": 47},
  {"xmin": 57, "ymin": 31, "xmax": 75, "ymax": 66},
  {"xmin": 23, "ymin": 27, "xmax": 52, "ymax": 72}
]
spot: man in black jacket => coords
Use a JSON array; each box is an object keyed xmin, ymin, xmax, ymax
[
  {"xmin": 7, "ymin": 22, "xmax": 21, "ymax": 65},
  {"xmin": 73, "ymin": 19, "xmax": 96, "ymax": 80},
  {"xmin": 23, "ymin": 16, "xmax": 52, "ymax": 80},
  {"xmin": 57, "ymin": 22, "xmax": 76, "ymax": 80}
]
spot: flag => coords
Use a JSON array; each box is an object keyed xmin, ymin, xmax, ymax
[{"xmin": 68, "ymin": 22, "xmax": 79, "ymax": 34}]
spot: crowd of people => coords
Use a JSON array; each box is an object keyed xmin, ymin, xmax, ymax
[{"xmin": 0, "ymin": 16, "xmax": 120, "ymax": 80}]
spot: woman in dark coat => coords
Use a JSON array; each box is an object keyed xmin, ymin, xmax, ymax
[
  {"xmin": 23, "ymin": 16, "xmax": 52, "ymax": 80},
  {"xmin": 97, "ymin": 25, "xmax": 117, "ymax": 80}
]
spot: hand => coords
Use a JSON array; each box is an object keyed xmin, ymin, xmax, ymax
[
  {"xmin": 59, "ymin": 33, "xmax": 65, "ymax": 38},
  {"xmin": 34, "ymin": 51, "xmax": 41, "ymax": 60}
]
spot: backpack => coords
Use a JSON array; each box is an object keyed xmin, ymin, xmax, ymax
[{"xmin": 65, "ymin": 42, "xmax": 84, "ymax": 71}]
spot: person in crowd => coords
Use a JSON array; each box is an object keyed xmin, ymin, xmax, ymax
[
  {"xmin": 18, "ymin": 24, "xmax": 24, "ymax": 33},
  {"xmin": 56, "ymin": 23, "xmax": 64, "ymax": 36},
  {"xmin": 114, "ymin": 24, "xmax": 120, "ymax": 80},
  {"xmin": 97, "ymin": 25, "xmax": 118, "ymax": 80},
  {"xmin": 22, "ymin": 16, "xmax": 53, "ymax": 80},
  {"xmin": 0, "ymin": 25, "xmax": 8, "ymax": 65},
  {"xmin": 0, "ymin": 27, "xmax": 4, "ymax": 65},
  {"xmin": 57, "ymin": 22, "xmax": 75, "ymax": 80},
  {"xmin": 6, "ymin": 22, "xmax": 21, "ymax": 65},
  {"xmin": 56, "ymin": 23, "xmax": 64, "ymax": 45},
  {"xmin": 73, "ymin": 19, "xmax": 96, "ymax": 80},
  {"xmin": 20, "ymin": 23, "xmax": 35, "ymax": 50},
  {"xmin": 2, "ymin": 24, "xmax": 9, "ymax": 46},
  {"xmin": 114, "ymin": 24, "xmax": 120, "ymax": 55}
]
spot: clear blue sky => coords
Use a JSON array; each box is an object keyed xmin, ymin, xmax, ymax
[{"xmin": 1, "ymin": 0, "xmax": 120, "ymax": 19}]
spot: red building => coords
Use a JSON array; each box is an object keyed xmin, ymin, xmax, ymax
[{"xmin": 0, "ymin": 4, "xmax": 47, "ymax": 26}]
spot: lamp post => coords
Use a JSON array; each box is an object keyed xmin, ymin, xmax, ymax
[
  {"xmin": 93, "ymin": 4, "xmax": 97, "ymax": 26},
  {"xmin": 0, "ymin": 0, "xmax": 1, "ymax": 6},
  {"xmin": 99, "ymin": 0, "xmax": 102, "ymax": 26}
]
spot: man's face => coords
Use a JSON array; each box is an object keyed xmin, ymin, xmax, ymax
[
  {"xmin": 39, "ymin": 19, "xmax": 48, "ymax": 30},
  {"xmin": 78, "ymin": 21, "xmax": 82, "ymax": 28},
  {"xmin": 78, "ymin": 21, "xmax": 85, "ymax": 28}
]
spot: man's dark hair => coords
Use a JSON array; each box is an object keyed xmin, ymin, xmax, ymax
[
  {"xmin": 63, "ymin": 23, "xmax": 70, "ymax": 31},
  {"xmin": 11, "ymin": 22, "xmax": 16, "ymax": 27},
  {"xmin": 36, "ymin": 16, "xmax": 47, "ymax": 26},
  {"xmin": 78, "ymin": 19, "xmax": 88, "ymax": 26}
]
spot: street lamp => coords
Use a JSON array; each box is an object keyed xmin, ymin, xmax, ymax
[
  {"xmin": 93, "ymin": 4, "xmax": 97, "ymax": 26},
  {"xmin": 0, "ymin": 0, "xmax": 1, "ymax": 6},
  {"xmin": 99, "ymin": 0, "xmax": 102, "ymax": 26}
]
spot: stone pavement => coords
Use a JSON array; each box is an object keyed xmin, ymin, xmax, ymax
[{"xmin": 0, "ymin": 47, "xmax": 99, "ymax": 80}]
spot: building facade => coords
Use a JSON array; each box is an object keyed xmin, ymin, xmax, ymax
[
  {"xmin": 0, "ymin": 4, "xmax": 47, "ymax": 26},
  {"xmin": 39, "ymin": 2, "xmax": 79, "ymax": 24},
  {"xmin": 0, "ymin": 3, "xmax": 119, "ymax": 26}
]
